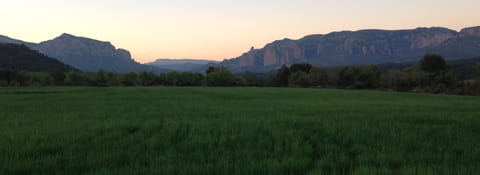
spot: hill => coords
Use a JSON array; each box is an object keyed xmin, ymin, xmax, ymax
[
  {"xmin": 146, "ymin": 59, "xmax": 220, "ymax": 72},
  {"xmin": 222, "ymin": 26, "xmax": 480, "ymax": 72},
  {"xmin": 0, "ymin": 43, "xmax": 77, "ymax": 72},
  {"xmin": 0, "ymin": 34, "xmax": 166, "ymax": 73}
]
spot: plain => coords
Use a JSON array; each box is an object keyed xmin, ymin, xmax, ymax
[{"xmin": 1, "ymin": 87, "xmax": 479, "ymax": 175}]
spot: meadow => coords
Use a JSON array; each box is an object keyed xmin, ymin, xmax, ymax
[{"xmin": 0, "ymin": 87, "xmax": 479, "ymax": 175}]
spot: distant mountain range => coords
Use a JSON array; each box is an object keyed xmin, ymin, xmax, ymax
[
  {"xmin": 0, "ymin": 33, "xmax": 165, "ymax": 73},
  {"xmin": 0, "ymin": 43, "xmax": 77, "ymax": 72},
  {"xmin": 222, "ymin": 26, "xmax": 480, "ymax": 72},
  {"xmin": 146, "ymin": 59, "xmax": 220, "ymax": 72},
  {"xmin": 1, "ymin": 26, "xmax": 479, "ymax": 73}
]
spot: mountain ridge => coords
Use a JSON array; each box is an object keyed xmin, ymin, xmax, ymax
[
  {"xmin": 221, "ymin": 26, "xmax": 480, "ymax": 72},
  {"xmin": 0, "ymin": 33, "xmax": 166, "ymax": 73},
  {"xmin": 146, "ymin": 58, "xmax": 220, "ymax": 72},
  {"xmin": 0, "ymin": 43, "xmax": 78, "ymax": 72}
]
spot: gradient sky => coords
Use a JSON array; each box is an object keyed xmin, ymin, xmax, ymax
[{"xmin": 2, "ymin": 0, "xmax": 479, "ymax": 63}]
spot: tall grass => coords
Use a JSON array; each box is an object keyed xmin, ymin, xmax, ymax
[{"xmin": 0, "ymin": 87, "xmax": 479, "ymax": 175}]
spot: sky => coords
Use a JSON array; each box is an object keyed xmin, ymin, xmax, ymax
[{"xmin": 1, "ymin": 0, "xmax": 479, "ymax": 63}]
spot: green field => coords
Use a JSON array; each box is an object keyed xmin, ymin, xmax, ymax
[{"xmin": 1, "ymin": 87, "xmax": 479, "ymax": 175}]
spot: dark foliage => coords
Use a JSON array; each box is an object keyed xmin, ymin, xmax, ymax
[
  {"xmin": 420, "ymin": 54, "xmax": 449, "ymax": 74},
  {"xmin": 0, "ymin": 43, "xmax": 77, "ymax": 72},
  {"xmin": 205, "ymin": 67, "xmax": 236, "ymax": 86},
  {"xmin": 290, "ymin": 63, "xmax": 313, "ymax": 74},
  {"xmin": 275, "ymin": 65, "xmax": 290, "ymax": 87},
  {"xmin": 2, "ymin": 53, "xmax": 480, "ymax": 96}
]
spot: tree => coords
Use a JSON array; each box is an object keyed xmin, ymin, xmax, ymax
[
  {"xmin": 206, "ymin": 66, "xmax": 218, "ymax": 74},
  {"xmin": 290, "ymin": 63, "xmax": 313, "ymax": 74},
  {"xmin": 120, "ymin": 72, "xmax": 139, "ymax": 86},
  {"xmin": 309, "ymin": 67, "xmax": 328, "ymax": 87},
  {"xmin": 382, "ymin": 69, "xmax": 403, "ymax": 91},
  {"xmin": 106, "ymin": 72, "xmax": 120, "ymax": 86},
  {"xmin": 0, "ymin": 70, "xmax": 18, "ymax": 86},
  {"xmin": 418, "ymin": 54, "xmax": 455, "ymax": 93},
  {"xmin": 358, "ymin": 65, "xmax": 381, "ymax": 89},
  {"xmin": 49, "ymin": 71, "xmax": 66, "ymax": 86},
  {"xmin": 420, "ymin": 54, "xmax": 448, "ymax": 74},
  {"xmin": 242, "ymin": 71, "xmax": 257, "ymax": 86},
  {"xmin": 161, "ymin": 72, "xmax": 204, "ymax": 86},
  {"xmin": 275, "ymin": 65, "xmax": 290, "ymax": 87},
  {"xmin": 264, "ymin": 75, "xmax": 276, "ymax": 87},
  {"xmin": 289, "ymin": 71, "xmax": 310, "ymax": 87},
  {"xmin": 65, "ymin": 72, "xmax": 85, "ymax": 86},
  {"xmin": 338, "ymin": 67, "xmax": 358, "ymax": 88},
  {"xmin": 17, "ymin": 71, "xmax": 29, "ymax": 86},
  {"xmin": 26, "ymin": 72, "xmax": 52, "ymax": 86},
  {"xmin": 139, "ymin": 71, "xmax": 156, "ymax": 86},
  {"xmin": 474, "ymin": 63, "xmax": 480, "ymax": 95},
  {"xmin": 205, "ymin": 67, "xmax": 236, "ymax": 86},
  {"xmin": 95, "ymin": 70, "xmax": 108, "ymax": 86},
  {"xmin": 338, "ymin": 65, "xmax": 381, "ymax": 89}
]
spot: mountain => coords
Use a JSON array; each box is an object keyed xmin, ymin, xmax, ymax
[
  {"xmin": 222, "ymin": 26, "xmax": 480, "ymax": 72},
  {"xmin": 0, "ymin": 35, "xmax": 31, "ymax": 45},
  {"xmin": 146, "ymin": 59, "xmax": 220, "ymax": 72},
  {"xmin": 0, "ymin": 43, "xmax": 78, "ymax": 72},
  {"xmin": 0, "ymin": 33, "xmax": 165, "ymax": 73}
]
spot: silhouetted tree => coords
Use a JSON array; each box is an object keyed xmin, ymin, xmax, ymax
[
  {"xmin": 289, "ymin": 71, "xmax": 309, "ymax": 87},
  {"xmin": 418, "ymin": 55, "xmax": 455, "ymax": 93},
  {"xmin": 338, "ymin": 65, "xmax": 381, "ymax": 89},
  {"xmin": 338, "ymin": 66, "xmax": 358, "ymax": 88},
  {"xmin": 120, "ymin": 72, "xmax": 138, "ymax": 86},
  {"xmin": 206, "ymin": 66, "xmax": 217, "ymax": 74},
  {"xmin": 160, "ymin": 72, "xmax": 203, "ymax": 86},
  {"xmin": 420, "ymin": 54, "xmax": 448, "ymax": 74},
  {"xmin": 474, "ymin": 63, "xmax": 480, "ymax": 94},
  {"xmin": 205, "ymin": 67, "xmax": 236, "ymax": 86},
  {"xmin": 309, "ymin": 67, "xmax": 329, "ymax": 87},
  {"xmin": 0, "ymin": 70, "xmax": 18, "ymax": 86},
  {"xmin": 106, "ymin": 72, "xmax": 120, "ymax": 86},
  {"xmin": 358, "ymin": 65, "xmax": 381, "ymax": 89},
  {"xmin": 275, "ymin": 65, "xmax": 290, "ymax": 87},
  {"xmin": 290, "ymin": 63, "xmax": 313, "ymax": 74},
  {"xmin": 49, "ymin": 71, "xmax": 66, "ymax": 86},
  {"xmin": 241, "ymin": 71, "xmax": 257, "ymax": 86},
  {"xmin": 65, "ymin": 72, "xmax": 86, "ymax": 86},
  {"xmin": 95, "ymin": 70, "xmax": 108, "ymax": 86},
  {"xmin": 139, "ymin": 71, "xmax": 156, "ymax": 86},
  {"xmin": 17, "ymin": 71, "xmax": 29, "ymax": 86},
  {"xmin": 264, "ymin": 75, "xmax": 276, "ymax": 87}
]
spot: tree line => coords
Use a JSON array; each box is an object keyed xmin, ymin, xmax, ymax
[
  {"xmin": 265, "ymin": 54, "xmax": 480, "ymax": 95},
  {"xmin": 1, "ymin": 54, "xmax": 479, "ymax": 95}
]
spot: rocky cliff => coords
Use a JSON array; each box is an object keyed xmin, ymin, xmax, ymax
[
  {"xmin": 222, "ymin": 26, "xmax": 480, "ymax": 72},
  {"xmin": 460, "ymin": 26, "xmax": 480, "ymax": 37}
]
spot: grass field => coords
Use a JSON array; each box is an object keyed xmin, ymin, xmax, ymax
[{"xmin": 1, "ymin": 87, "xmax": 479, "ymax": 175}]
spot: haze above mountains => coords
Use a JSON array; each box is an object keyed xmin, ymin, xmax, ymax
[{"xmin": 1, "ymin": 26, "xmax": 480, "ymax": 73}]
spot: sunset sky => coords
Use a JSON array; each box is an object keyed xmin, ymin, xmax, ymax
[{"xmin": 2, "ymin": 0, "xmax": 479, "ymax": 63}]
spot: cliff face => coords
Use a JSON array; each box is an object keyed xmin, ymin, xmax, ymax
[
  {"xmin": 223, "ymin": 26, "xmax": 480, "ymax": 72},
  {"xmin": 31, "ymin": 33, "xmax": 140, "ymax": 72},
  {"xmin": 263, "ymin": 39, "xmax": 304, "ymax": 66},
  {"xmin": 460, "ymin": 26, "xmax": 480, "ymax": 37}
]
